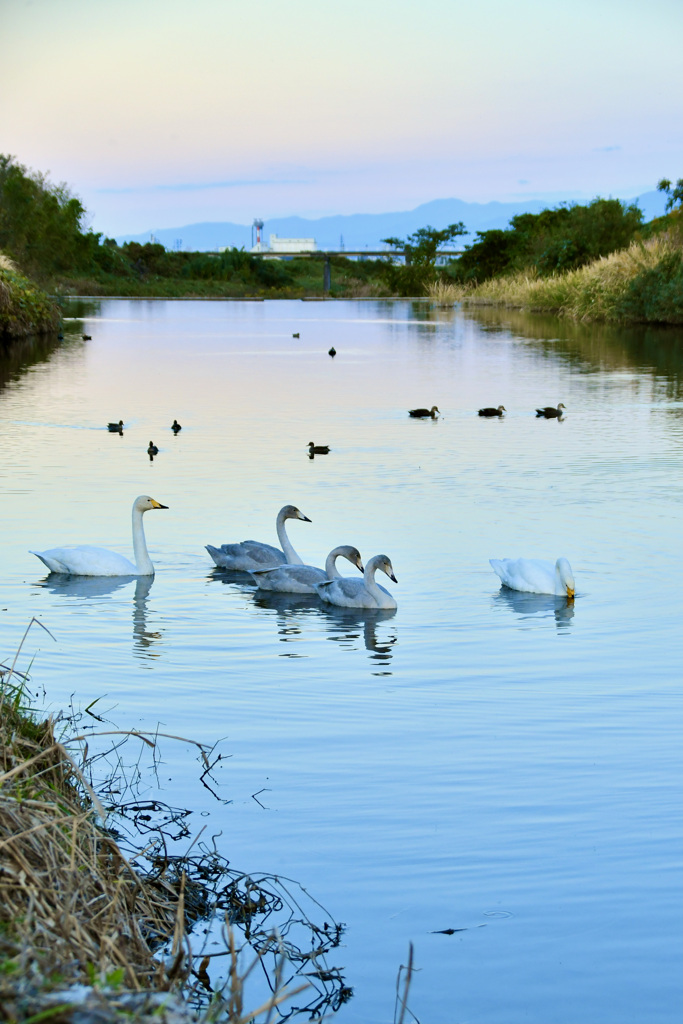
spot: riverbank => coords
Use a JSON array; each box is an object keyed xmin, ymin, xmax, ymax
[
  {"xmin": 52, "ymin": 253, "xmax": 389, "ymax": 301},
  {"xmin": 0, "ymin": 255, "xmax": 60, "ymax": 341},
  {"xmin": 439, "ymin": 225, "xmax": 683, "ymax": 324},
  {"xmin": 0, "ymin": 637, "xmax": 344, "ymax": 1023}
]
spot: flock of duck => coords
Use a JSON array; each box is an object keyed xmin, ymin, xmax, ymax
[
  {"xmin": 107, "ymin": 419, "xmax": 182, "ymax": 458},
  {"xmin": 30, "ymin": 497, "xmax": 576, "ymax": 608},
  {"xmin": 29, "ymin": 376, "xmax": 574, "ymax": 606},
  {"xmin": 408, "ymin": 403, "xmax": 567, "ymax": 419}
]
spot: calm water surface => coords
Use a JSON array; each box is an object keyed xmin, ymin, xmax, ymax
[{"xmin": 1, "ymin": 299, "xmax": 681, "ymax": 1024}]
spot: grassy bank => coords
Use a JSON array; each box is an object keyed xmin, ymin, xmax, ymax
[
  {"xmin": 0, "ymin": 628, "xmax": 347, "ymax": 1023},
  {"xmin": 0, "ymin": 254, "xmax": 60, "ymax": 341},
  {"xmin": 436, "ymin": 222, "xmax": 683, "ymax": 324},
  {"xmin": 53, "ymin": 254, "xmax": 389, "ymax": 301}
]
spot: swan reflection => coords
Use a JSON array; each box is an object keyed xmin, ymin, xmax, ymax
[
  {"xmin": 321, "ymin": 605, "xmax": 397, "ymax": 670},
  {"xmin": 130, "ymin": 575, "xmax": 162, "ymax": 657},
  {"xmin": 206, "ymin": 567, "xmax": 262, "ymax": 600},
  {"xmin": 252, "ymin": 590, "xmax": 321, "ymax": 614},
  {"xmin": 35, "ymin": 573, "xmax": 163, "ymax": 657},
  {"xmin": 212, "ymin": 578, "xmax": 399, "ymax": 671},
  {"xmin": 36, "ymin": 574, "xmax": 138, "ymax": 599},
  {"xmin": 493, "ymin": 588, "xmax": 575, "ymax": 628}
]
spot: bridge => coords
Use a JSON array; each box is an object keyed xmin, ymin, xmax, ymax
[{"xmin": 245, "ymin": 248, "xmax": 465, "ymax": 294}]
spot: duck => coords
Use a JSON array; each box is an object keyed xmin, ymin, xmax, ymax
[
  {"xmin": 292, "ymin": 332, "xmax": 300, "ymax": 338},
  {"xmin": 478, "ymin": 405, "xmax": 506, "ymax": 417},
  {"xmin": 308, "ymin": 442, "xmax": 330, "ymax": 455},
  {"xmin": 171, "ymin": 419, "xmax": 182, "ymax": 433},
  {"xmin": 536, "ymin": 403, "xmax": 566, "ymax": 418},
  {"xmin": 315, "ymin": 553, "xmax": 397, "ymax": 609},
  {"xmin": 82, "ymin": 334, "xmax": 92, "ymax": 341},
  {"xmin": 408, "ymin": 405, "xmax": 439, "ymax": 418},
  {"xmin": 250, "ymin": 545, "xmax": 364, "ymax": 594},
  {"xmin": 328, "ymin": 346, "xmax": 336, "ymax": 357},
  {"xmin": 31, "ymin": 495, "xmax": 168, "ymax": 576},
  {"xmin": 206, "ymin": 504, "xmax": 311, "ymax": 571},
  {"xmin": 108, "ymin": 420, "xmax": 124, "ymax": 432},
  {"xmin": 489, "ymin": 557, "xmax": 575, "ymax": 598},
  {"xmin": 147, "ymin": 441, "xmax": 159, "ymax": 455}
]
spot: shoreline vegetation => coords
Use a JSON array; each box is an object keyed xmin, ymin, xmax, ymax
[
  {"xmin": 0, "ymin": 254, "xmax": 60, "ymax": 341},
  {"xmin": 0, "ymin": 624, "xmax": 351, "ymax": 1023},
  {"xmin": 428, "ymin": 224, "xmax": 683, "ymax": 324},
  {"xmin": 1, "ymin": 153, "xmax": 682, "ymax": 331}
]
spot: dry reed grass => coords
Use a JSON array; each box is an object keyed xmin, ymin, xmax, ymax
[
  {"xmin": 460, "ymin": 232, "xmax": 682, "ymax": 322},
  {"xmin": 0, "ymin": 254, "xmax": 15, "ymax": 314},
  {"xmin": 0, "ymin": 253, "xmax": 18, "ymax": 273},
  {"xmin": 425, "ymin": 280, "xmax": 468, "ymax": 305},
  {"xmin": 0, "ymin": 622, "xmax": 345, "ymax": 1023}
]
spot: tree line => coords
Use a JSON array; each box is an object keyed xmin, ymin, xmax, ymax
[{"xmin": 1, "ymin": 153, "xmax": 680, "ymax": 299}]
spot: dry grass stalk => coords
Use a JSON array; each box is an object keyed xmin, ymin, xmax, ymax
[
  {"xmin": 0, "ymin": 253, "xmax": 18, "ymax": 315},
  {"xmin": 0, "ymin": 714, "xmax": 183, "ymax": 1001},
  {"xmin": 394, "ymin": 942, "xmax": 416, "ymax": 1024},
  {"xmin": 425, "ymin": 280, "xmax": 468, "ymax": 305},
  {"xmin": 0, "ymin": 252, "xmax": 18, "ymax": 273},
  {"xmin": 0, "ymin": 625, "xmax": 344, "ymax": 1023}
]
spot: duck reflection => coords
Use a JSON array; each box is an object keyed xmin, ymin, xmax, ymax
[
  {"xmin": 35, "ymin": 574, "xmax": 163, "ymax": 657},
  {"xmin": 492, "ymin": 587, "xmax": 575, "ymax": 629}
]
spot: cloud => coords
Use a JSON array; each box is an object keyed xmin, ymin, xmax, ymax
[
  {"xmin": 593, "ymin": 145, "xmax": 622, "ymax": 152},
  {"xmin": 96, "ymin": 178, "xmax": 310, "ymax": 195}
]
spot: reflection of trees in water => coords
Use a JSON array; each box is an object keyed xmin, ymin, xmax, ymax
[
  {"xmin": 492, "ymin": 587, "xmax": 575, "ymax": 630},
  {"xmin": 0, "ymin": 299, "xmax": 101, "ymax": 391},
  {"xmin": 34, "ymin": 573, "xmax": 163, "ymax": 658},
  {"xmin": 0, "ymin": 333, "xmax": 75, "ymax": 391},
  {"xmin": 469, "ymin": 307, "xmax": 683, "ymax": 399}
]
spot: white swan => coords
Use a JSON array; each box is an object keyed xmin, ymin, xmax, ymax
[
  {"xmin": 250, "ymin": 545, "xmax": 364, "ymax": 594},
  {"xmin": 316, "ymin": 553, "xmax": 397, "ymax": 609},
  {"xmin": 489, "ymin": 557, "xmax": 575, "ymax": 598},
  {"xmin": 31, "ymin": 495, "xmax": 168, "ymax": 576},
  {"xmin": 206, "ymin": 504, "xmax": 311, "ymax": 571}
]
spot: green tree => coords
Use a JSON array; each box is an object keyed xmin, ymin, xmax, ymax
[
  {"xmin": 0, "ymin": 154, "xmax": 98, "ymax": 279},
  {"xmin": 451, "ymin": 198, "xmax": 642, "ymax": 282},
  {"xmin": 657, "ymin": 177, "xmax": 683, "ymax": 211},
  {"xmin": 381, "ymin": 223, "xmax": 466, "ymax": 295}
]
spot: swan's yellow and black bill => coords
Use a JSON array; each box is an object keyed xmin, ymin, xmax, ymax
[
  {"xmin": 566, "ymin": 586, "xmax": 575, "ymax": 599},
  {"xmin": 150, "ymin": 499, "xmax": 168, "ymax": 509}
]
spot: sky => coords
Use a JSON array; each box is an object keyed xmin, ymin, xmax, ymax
[{"xmin": 1, "ymin": 0, "xmax": 682, "ymax": 236}]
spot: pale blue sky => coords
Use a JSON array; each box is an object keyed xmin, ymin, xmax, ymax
[{"xmin": 1, "ymin": 0, "xmax": 681, "ymax": 234}]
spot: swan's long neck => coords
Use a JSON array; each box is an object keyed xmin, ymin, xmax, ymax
[
  {"xmin": 325, "ymin": 548, "xmax": 343, "ymax": 579},
  {"xmin": 132, "ymin": 506, "xmax": 154, "ymax": 575},
  {"xmin": 362, "ymin": 559, "xmax": 384, "ymax": 602},
  {"xmin": 552, "ymin": 562, "xmax": 562, "ymax": 595},
  {"xmin": 276, "ymin": 512, "xmax": 303, "ymax": 565}
]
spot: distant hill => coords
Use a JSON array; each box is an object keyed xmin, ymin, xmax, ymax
[{"xmin": 116, "ymin": 191, "xmax": 668, "ymax": 253}]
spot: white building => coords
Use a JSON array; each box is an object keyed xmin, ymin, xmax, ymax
[{"xmin": 250, "ymin": 233, "xmax": 317, "ymax": 256}]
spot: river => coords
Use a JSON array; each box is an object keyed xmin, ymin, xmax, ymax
[{"xmin": 1, "ymin": 298, "xmax": 681, "ymax": 1024}]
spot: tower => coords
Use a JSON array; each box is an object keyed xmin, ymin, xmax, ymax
[{"xmin": 252, "ymin": 218, "xmax": 264, "ymax": 250}]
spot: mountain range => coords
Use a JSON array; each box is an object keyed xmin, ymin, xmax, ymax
[{"xmin": 116, "ymin": 191, "xmax": 668, "ymax": 253}]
